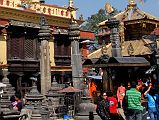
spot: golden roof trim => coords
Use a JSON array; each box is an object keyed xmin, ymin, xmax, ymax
[
  {"xmin": 0, "ymin": 6, "xmax": 83, "ymax": 28},
  {"xmin": 87, "ymin": 40, "xmax": 153, "ymax": 59}
]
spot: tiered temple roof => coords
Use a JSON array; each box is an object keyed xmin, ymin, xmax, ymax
[
  {"xmin": 99, "ymin": 1, "xmax": 159, "ymax": 27},
  {"xmin": 87, "ymin": 39, "xmax": 154, "ymax": 59}
]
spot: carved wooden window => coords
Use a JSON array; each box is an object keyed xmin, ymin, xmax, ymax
[
  {"xmin": 54, "ymin": 36, "xmax": 71, "ymax": 66},
  {"xmin": 7, "ymin": 35, "xmax": 24, "ymax": 59},
  {"xmin": 7, "ymin": 28, "xmax": 39, "ymax": 60},
  {"xmin": 64, "ymin": 40, "xmax": 71, "ymax": 56},
  {"xmin": 24, "ymin": 39, "xmax": 35, "ymax": 59},
  {"xmin": 55, "ymin": 39, "xmax": 63, "ymax": 56}
]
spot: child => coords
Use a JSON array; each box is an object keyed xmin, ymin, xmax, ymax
[{"xmin": 10, "ymin": 95, "xmax": 17, "ymax": 109}]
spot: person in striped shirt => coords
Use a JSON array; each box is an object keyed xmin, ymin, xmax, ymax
[{"xmin": 125, "ymin": 81, "xmax": 143, "ymax": 120}]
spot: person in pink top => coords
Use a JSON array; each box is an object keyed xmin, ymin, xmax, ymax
[{"xmin": 117, "ymin": 83, "xmax": 126, "ymax": 108}]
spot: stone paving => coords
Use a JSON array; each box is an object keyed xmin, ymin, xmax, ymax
[{"xmin": 118, "ymin": 108, "xmax": 150, "ymax": 120}]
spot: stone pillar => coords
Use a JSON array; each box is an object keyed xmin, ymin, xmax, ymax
[
  {"xmin": 106, "ymin": 18, "xmax": 122, "ymax": 57},
  {"xmin": 17, "ymin": 73, "xmax": 23, "ymax": 95},
  {"xmin": 68, "ymin": 22, "xmax": 83, "ymax": 89},
  {"xmin": 106, "ymin": 19, "xmax": 121, "ymax": 91},
  {"xmin": 119, "ymin": 22, "xmax": 125, "ymax": 48},
  {"xmin": 38, "ymin": 16, "xmax": 51, "ymax": 95},
  {"xmin": 102, "ymin": 68, "xmax": 108, "ymax": 92}
]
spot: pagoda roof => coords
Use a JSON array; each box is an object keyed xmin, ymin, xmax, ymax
[
  {"xmin": 99, "ymin": 4, "xmax": 159, "ymax": 26},
  {"xmin": 87, "ymin": 39, "xmax": 154, "ymax": 59}
]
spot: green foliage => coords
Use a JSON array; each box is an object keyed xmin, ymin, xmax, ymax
[{"xmin": 80, "ymin": 8, "xmax": 120, "ymax": 34}]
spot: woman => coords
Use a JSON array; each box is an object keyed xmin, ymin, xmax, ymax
[
  {"xmin": 117, "ymin": 83, "xmax": 125, "ymax": 108},
  {"xmin": 144, "ymin": 86, "xmax": 158, "ymax": 120}
]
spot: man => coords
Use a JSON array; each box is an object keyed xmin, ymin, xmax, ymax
[
  {"xmin": 107, "ymin": 91, "xmax": 120, "ymax": 120},
  {"xmin": 96, "ymin": 92, "xmax": 110, "ymax": 120},
  {"xmin": 144, "ymin": 86, "xmax": 158, "ymax": 120},
  {"xmin": 125, "ymin": 81, "xmax": 143, "ymax": 120}
]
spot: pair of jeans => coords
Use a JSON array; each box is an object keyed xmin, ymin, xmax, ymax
[
  {"xmin": 127, "ymin": 109, "xmax": 143, "ymax": 120},
  {"xmin": 148, "ymin": 107, "xmax": 158, "ymax": 120}
]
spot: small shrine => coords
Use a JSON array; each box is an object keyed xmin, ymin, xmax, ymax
[
  {"xmin": 45, "ymin": 77, "xmax": 66, "ymax": 119},
  {"xmin": 0, "ymin": 69, "xmax": 25, "ymax": 120},
  {"xmin": 22, "ymin": 77, "xmax": 49, "ymax": 120},
  {"xmin": 75, "ymin": 84, "xmax": 101, "ymax": 120}
]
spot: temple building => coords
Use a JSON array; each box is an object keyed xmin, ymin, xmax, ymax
[
  {"xmin": 0, "ymin": 0, "xmax": 84, "ymax": 95},
  {"xmin": 98, "ymin": 0, "xmax": 159, "ymax": 44},
  {"xmin": 85, "ymin": 0, "xmax": 159, "ymax": 91},
  {"xmin": 88, "ymin": 0, "xmax": 159, "ymax": 60}
]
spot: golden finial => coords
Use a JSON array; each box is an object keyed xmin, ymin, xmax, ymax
[
  {"xmin": 69, "ymin": 0, "xmax": 74, "ymax": 7},
  {"xmin": 128, "ymin": 0, "xmax": 136, "ymax": 9},
  {"xmin": 129, "ymin": 0, "xmax": 136, "ymax": 5},
  {"xmin": 79, "ymin": 14, "xmax": 83, "ymax": 21}
]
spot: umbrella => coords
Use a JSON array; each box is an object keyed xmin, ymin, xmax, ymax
[
  {"xmin": 57, "ymin": 86, "xmax": 82, "ymax": 93},
  {"xmin": 0, "ymin": 82, "xmax": 6, "ymax": 87}
]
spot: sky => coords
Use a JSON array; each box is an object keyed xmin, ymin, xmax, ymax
[{"xmin": 45, "ymin": 0, "xmax": 159, "ymax": 20}]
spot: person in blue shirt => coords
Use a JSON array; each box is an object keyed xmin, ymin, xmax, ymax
[{"xmin": 144, "ymin": 87, "xmax": 158, "ymax": 120}]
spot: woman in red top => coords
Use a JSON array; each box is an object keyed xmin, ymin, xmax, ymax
[{"xmin": 107, "ymin": 91, "xmax": 121, "ymax": 120}]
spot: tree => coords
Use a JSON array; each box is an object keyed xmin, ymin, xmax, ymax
[{"xmin": 80, "ymin": 8, "xmax": 120, "ymax": 33}]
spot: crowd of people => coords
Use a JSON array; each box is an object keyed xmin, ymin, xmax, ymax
[
  {"xmin": 5, "ymin": 76, "xmax": 159, "ymax": 120},
  {"xmin": 93, "ymin": 79, "xmax": 159, "ymax": 120},
  {"xmin": 95, "ymin": 90, "xmax": 123, "ymax": 120}
]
